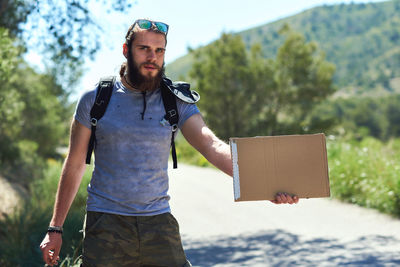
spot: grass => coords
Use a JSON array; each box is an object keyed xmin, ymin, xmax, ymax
[{"xmin": 327, "ymin": 136, "xmax": 400, "ymax": 217}]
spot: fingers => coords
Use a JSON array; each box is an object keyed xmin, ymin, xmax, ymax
[
  {"xmin": 52, "ymin": 246, "xmax": 61, "ymax": 266},
  {"xmin": 40, "ymin": 241, "xmax": 51, "ymax": 265},
  {"xmin": 40, "ymin": 233, "xmax": 62, "ymax": 266},
  {"xmin": 49, "ymin": 250, "xmax": 60, "ymax": 266},
  {"xmin": 271, "ymin": 193, "xmax": 299, "ymax": 204}
]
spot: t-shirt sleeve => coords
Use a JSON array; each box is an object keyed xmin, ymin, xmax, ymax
[
  {"xmin": 73, "ymin": 88, "xmax": 97, "ymax": 129},
  {"xmin": 176, "ymin": 100, "xmax": 200, "ymax": 129}
]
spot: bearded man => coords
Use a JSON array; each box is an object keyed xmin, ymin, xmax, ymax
[{"xmin": 39, "ymin": 19, "xmax": 298, "ymax": 267}]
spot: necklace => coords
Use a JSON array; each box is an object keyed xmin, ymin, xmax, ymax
[{"xmin": 123, "ymin": 75, "xmax": 136, "ymax": 90}]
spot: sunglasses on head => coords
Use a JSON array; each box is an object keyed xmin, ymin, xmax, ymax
[{"xmin": 134, "ymin": 19, "xmax": 169, "ymax": 35}]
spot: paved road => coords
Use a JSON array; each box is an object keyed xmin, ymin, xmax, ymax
[{"xmin": 168, "ymin": 164, "xmax": 400, "ymax": 267}]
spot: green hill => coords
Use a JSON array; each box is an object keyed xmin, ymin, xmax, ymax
[{"xmin": 166, "ymin": 0, "xmax": 400, "ymax": 96}]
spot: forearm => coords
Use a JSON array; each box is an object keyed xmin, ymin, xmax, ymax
[
  {"xmin": 202, "ymin": 137, "xmax": 233, "ymax": 177},
  {"xmin": 182, "ymin": 114, "xmax": 233, "ymax": 177},
  {"xmin": 50, "ymin": 156, "xmax": 86, "ymax": 227}
]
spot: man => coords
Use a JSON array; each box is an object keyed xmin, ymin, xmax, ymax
[{"xmin": 40, "ymin": 19, "xmax": 298, "ymax": 267}]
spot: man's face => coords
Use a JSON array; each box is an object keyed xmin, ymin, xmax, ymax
[
  {"xmin": 124, "ymin": 30, "xmax": 166, "ymax": 91},
  {"xmin": 131, "ymin": 30, "xmax": 166, "ymax": 78}
]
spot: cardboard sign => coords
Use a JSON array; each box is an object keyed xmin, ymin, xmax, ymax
[{"xmin": 230, "ymin": 133, "xmax": 330, "ymax": 201}]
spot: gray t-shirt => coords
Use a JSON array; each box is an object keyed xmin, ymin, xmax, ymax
[{"xmin": 74, "ymin": 80, "xmax": 200, "ymax": 216}]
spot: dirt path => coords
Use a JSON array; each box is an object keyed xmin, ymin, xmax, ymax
[
  {"xmin": 168, "ymin": 164, "xmax": 400, "ymax": 267},
  {"xmin": 0, "ymin": 176, "xmax": 25, "ymax": 218}
]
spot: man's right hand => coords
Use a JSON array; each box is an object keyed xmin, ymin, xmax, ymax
[
  {"xmin": 40, "ymin": 233, "xmax": 62, "ymax": 266},
  {"xmin": 270, "ymin": 192, "xmax": 299, "ymax": 204}
]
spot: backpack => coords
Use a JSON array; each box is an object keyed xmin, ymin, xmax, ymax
[{"xmin": 85, "ymin": 76, "xmax": 200, "ymax": 169}]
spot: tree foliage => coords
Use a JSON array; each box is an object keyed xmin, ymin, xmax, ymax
[
  {"xmin": 0, "ymin": 0, "xmax": 133, "ymax": 86},
  {"xmin": 268, "ymin": 25, "xmax": 336, "ymax": 134},
  {"xmin": 0, "ymin": 27, "xmax": 72, "ymax": 183},
  {"xmin": 0, "ymin": 0, "xmax": 134, "ymax": 183},
  {"xmin": 320, "ymin": 94, "xmax": 400, "ymax": 141},
  {"xmin": 189, "ymin": 27, "xmax": 336, "ymax": 140},
  {"xmin": 189, "ymin": 34, "xmax": 254, "ymax": 139},
  {"xmin": 0, "ymin": 28, "xmax": 23, "ymax": 170}
]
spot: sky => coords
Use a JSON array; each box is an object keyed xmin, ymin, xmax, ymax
[{"xmin": 25, "ymin": 0, "xmax": 387, "ymax": 99}]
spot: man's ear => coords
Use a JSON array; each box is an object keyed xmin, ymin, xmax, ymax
[{"xmin": 123, "ymin": 43, "xmax": 128, "ymax": 59}]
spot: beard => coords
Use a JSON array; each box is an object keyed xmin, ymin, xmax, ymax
[{"xmin": 126, "ymin": 51, "xmax": 165, "ymax": 92}]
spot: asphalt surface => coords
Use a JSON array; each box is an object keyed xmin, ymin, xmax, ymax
[{"xmin": 168, "ymin": 163, "xmax": 400, "ymax": 267}]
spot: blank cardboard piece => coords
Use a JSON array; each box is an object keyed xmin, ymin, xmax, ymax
[{"xmin": 230, "ymin": 133, "xmax": 330, "ymax": 201}]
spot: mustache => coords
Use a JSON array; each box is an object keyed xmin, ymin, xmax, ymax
[{"xmin": 140, "ymin": 62, "xmax": 161, "ymax": 69}]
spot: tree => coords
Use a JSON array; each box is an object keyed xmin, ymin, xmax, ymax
[
  {"xmin": 0, "ymin": 28, "xmax": 24, "ymax": 171},
  {"xmin": 0, "ymin": 0, "xmax": 134, "ymax": 182},
  {"xmin": 0, "ymin": 27, "xmax": 72, "ymax": 183},
  {"xmin": 270, "ymin": 25, "xmax": 336, "ymax": 134},
  {"xmin": 189, "ymin": 26, "xmax": 336, "ymax": 140},
  {"xmin": 0, "ymin": 0, "xmax": 133, "ymax": 86},
  {"xmin": 386, "ymin": 94, "xmax": 400, "ymax": 137},
  {"xmin": 189, "ymin": 34, "xmax": 255, "ymax": 140}
]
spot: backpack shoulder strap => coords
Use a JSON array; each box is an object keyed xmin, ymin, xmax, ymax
[
  {"xmin": 160, "ymin": 79, "xmax": 179, "ymax": 169},
  {"xmin": 86, "ymin": 76, "xmax": 116, "ymax": 164},
  {"xmin": 160, "ymin": 77, "xmax": 201, "ymax": 169}
]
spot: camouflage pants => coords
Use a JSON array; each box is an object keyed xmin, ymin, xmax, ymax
[{"xmin": 82, "ymin": 211, "xmax": 191, "ymax": 267}]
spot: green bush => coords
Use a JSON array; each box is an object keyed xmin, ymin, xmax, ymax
[
  {"xmin": 175, "ymin": 135, "xmax": 212, "ymax": 167},
  {"xmin": 328, "ymin": 136, "xmax": 400, "ymax": 217},
  {"xmin": 0, "ymin": 160, "xmax": 92, "ymax": 267}
]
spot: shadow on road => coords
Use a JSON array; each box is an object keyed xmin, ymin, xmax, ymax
[{"xmin": 183, "ymin": 230, "xmax": 400, "ymax": 266}]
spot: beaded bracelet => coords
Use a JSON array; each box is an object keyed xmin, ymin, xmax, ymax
[{"xmin": 47, "ymin": 226, "xmax": 63, "ymax": 234}]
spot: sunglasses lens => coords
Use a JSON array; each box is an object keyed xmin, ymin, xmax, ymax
[
  {"xmin": 134, "ymin": 19, "xmax": 169, "ymax": 34},
  {"xmin": 137, "ymin": 19, "xmax": 152, "ymax": 29},
  {"xmin": 154, "ymin": 22, "xmax": 168, "ymax": 33}
]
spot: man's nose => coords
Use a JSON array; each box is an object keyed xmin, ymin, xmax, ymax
[{"xmin": 147, "ymin": 50, "xmax": 156, "ymax": 61}]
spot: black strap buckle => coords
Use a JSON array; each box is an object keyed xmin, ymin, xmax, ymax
[
  {"xmin": 90, "ymin": 118, "xmax": 98, "ymax": 126},
  {"xmin": 168, "ymin": 109, "xmax": 177, "ymax": 118}
]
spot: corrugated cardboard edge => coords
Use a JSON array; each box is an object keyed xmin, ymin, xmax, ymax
[
  {"xmin": 320, "ymin": 134, "xmax": 331, "ymax": 197},
  {"xmin": 230, "ymin": 139, "xmax": 241, "ymax": 200}
]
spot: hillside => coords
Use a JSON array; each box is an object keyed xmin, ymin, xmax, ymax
[{"xmin": 166, "ymin": 0, "xmax": 400, "ymax": 96}]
